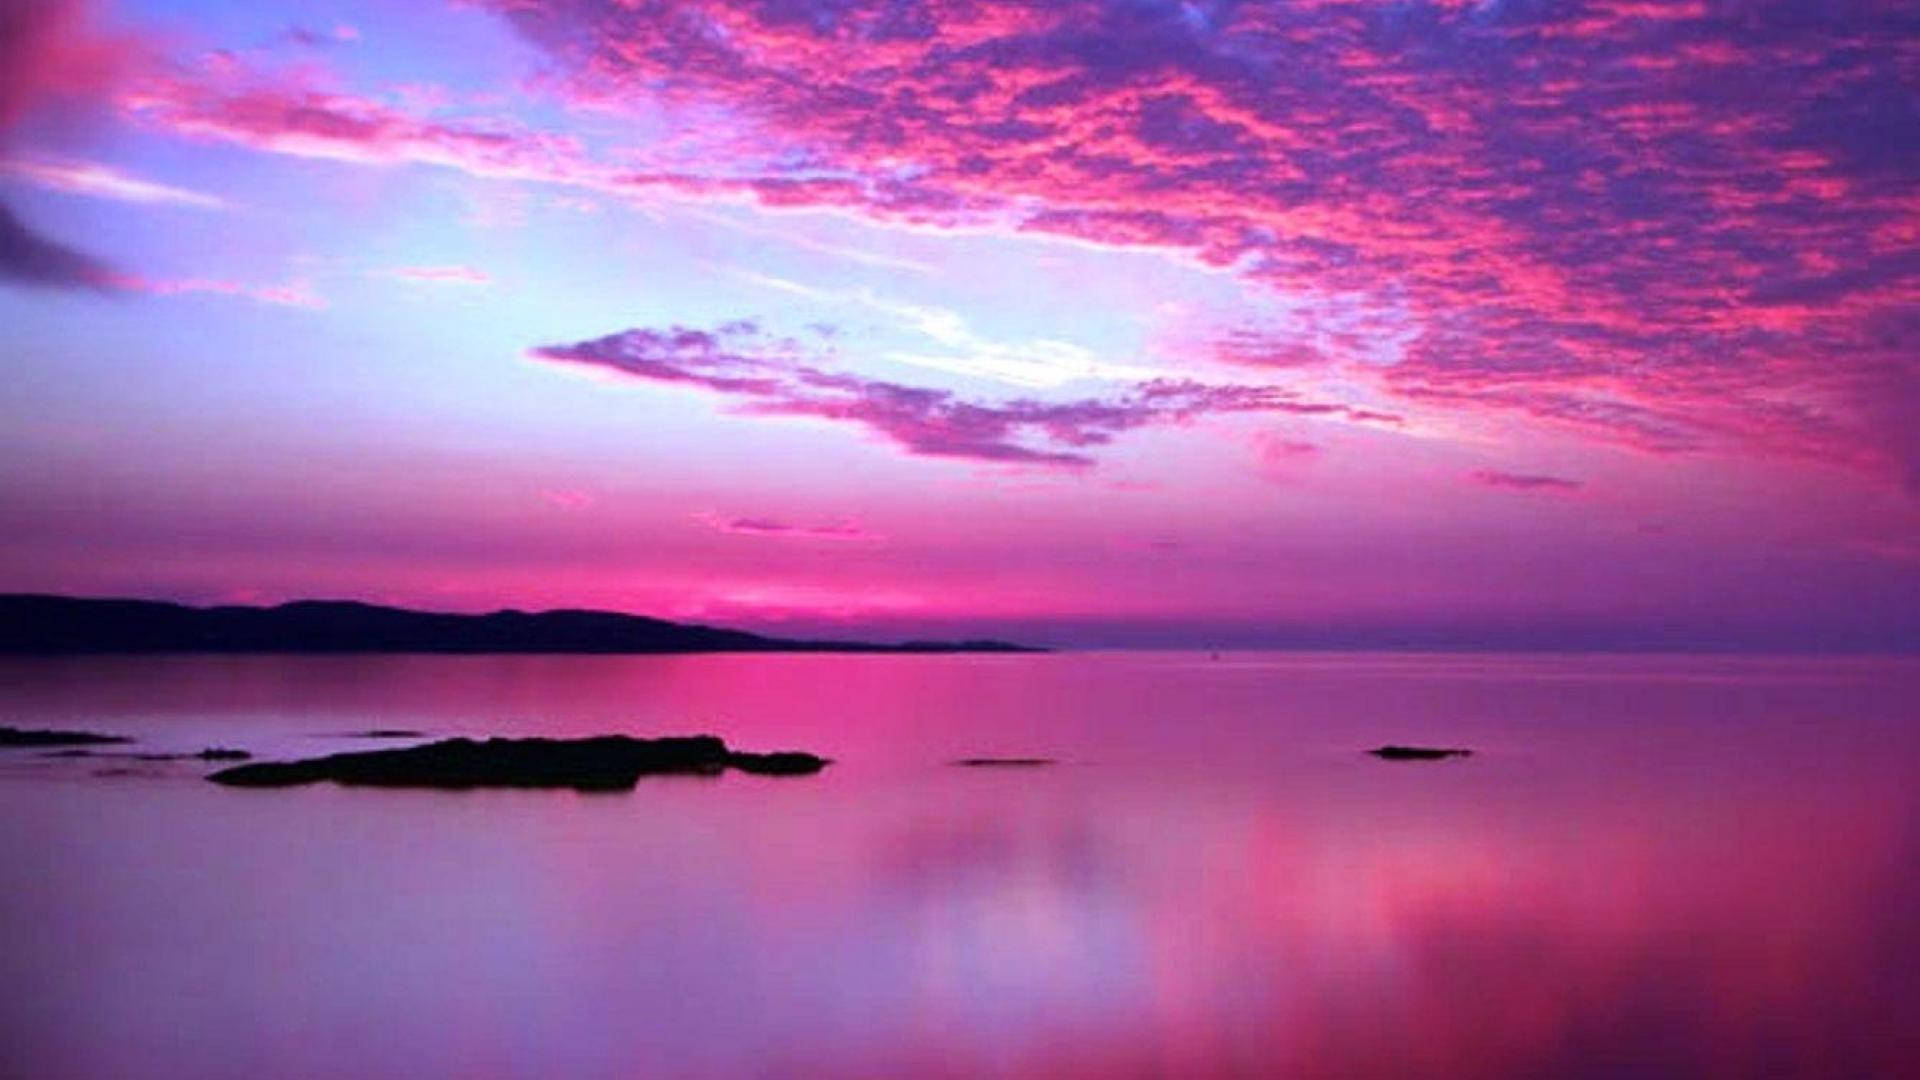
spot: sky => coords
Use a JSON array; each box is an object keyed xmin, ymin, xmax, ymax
[{"xmin": 0, "ymin": 0, "xmax": 1914, "ymax": 649}]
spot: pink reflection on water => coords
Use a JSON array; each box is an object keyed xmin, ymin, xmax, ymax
[{"xmin": 0, "ymin": 653, "xmax": 1916, "ymax": 1078}]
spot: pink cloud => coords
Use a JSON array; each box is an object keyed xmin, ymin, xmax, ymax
[
  {"xmin": 121, "ymin": 67, "xmax": 589, "ymax": 182},
  {"xmin": 381, "ymin": 264, "xmax": 492, "ymax": 285},
  {"xmin": 0, "ymin": 0, "xmax": 142, "ymax": 131},
  {"xmin": 1258, "ymin": 437, "xmax": 1320, "ymax": 460},
  {"xmin": 119, "ymin": 274, "xmax": 326, "ymax": 309},
  {"xmin": 1254, "ymin": 433, "xmax": 1322, "ymax": 482},
  {"xmin": 538, "ymin": 488, "xmax": 595, "ymax": 511}
]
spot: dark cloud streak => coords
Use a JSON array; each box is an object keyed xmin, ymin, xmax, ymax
[{"xmin": 0, "ymin": 200, "xmax": 113, "ymax": 288}]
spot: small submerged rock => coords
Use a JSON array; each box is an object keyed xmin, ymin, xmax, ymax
[
  {"xmin": 47, "ymin": 746, "xmax": 252, "ymax": 762},
  {"xmin": 1368, "ymin": 745, "xmax": 1473, "ymax": 761},
  {"xmin": 952, "ymin": 757, "xmax": 1057, "ymax": 768},
  {"xmin": 1, "ymin": 725, "xmax": 130, "ymax": 748},
  {"xmin": 726, "ymin": 751, "xmax": 833, "ymax": 776},
  {"xmin": 209, "ymin": 735, "xmax": 828, "ymax": 791},
  {"xmin": 132, "ymin": 749, "xmax": 252, "ymax": 762}
]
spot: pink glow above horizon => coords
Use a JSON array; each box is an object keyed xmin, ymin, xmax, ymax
[{"xmin": 0, "ymin": 0, "xmax": 1914, "ymax": 647}]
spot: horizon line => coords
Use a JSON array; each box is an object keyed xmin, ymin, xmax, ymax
[{"xmin": 5, "ymin": 591, "xmax": 1913, "ymax": 657}]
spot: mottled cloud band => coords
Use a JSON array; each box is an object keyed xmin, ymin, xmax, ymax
[
  {"xmin": 66, "ymin": 0, "xmax": 1920, "ymax": 490},
  {"xmin": 483, "ymin": 0, "xmax": 1919, "ymax": 489}
]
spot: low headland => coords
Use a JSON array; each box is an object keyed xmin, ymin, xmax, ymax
[
  {"xmin": 0, "ymin": 725, "xmax": 131, "ymax": 747},
  {"xmin": 0, "ymin": 594, "xmax": 1040, "ymax": 655}
]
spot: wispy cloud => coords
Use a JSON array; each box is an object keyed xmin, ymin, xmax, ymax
[
  {"xmin": 697, "ymin": 512, "xmax": 879, "ymax": 541},
  {"xmin": 285, "ymin": 24, "xmax": 359, "ymax": 49},
  {"xmin": 859, "ymin": 290, "xmax": 1157, "ymax": 389},
  {"xmin": 1469, "ymin": 470, "xmax": 1585, "ymax": 493},
  {"xmin": 1254, "ymin": 433, "xmax": 1322, "ymax": 482},
  {"xmin": 732, "ymin": 271, "xmax": 1162, "ymax": 389},
  {"xmin": 378, "ymin": 264, "xmax": 491, "ymax": 286},
  {"xmin": 532, "ymin": 321, "xmax": 1397, "ymax": 468},
  {"xmin": 687, "ymin": 205, "xmax": 934, "ymax": 275},
  {"xmin": 121, "ymin": 274, "xmax": 325, "ymax": 308},
  {"xmin": 121, "ymin": 68, "xmax": 590, "ymax": 181},
  {"xmin": 538, "ymin": 488, "xmax": 594, "ymax": 511},
  {"xmin": 3, "ymin": 158, "xmax": 226, "ymax": 208}
]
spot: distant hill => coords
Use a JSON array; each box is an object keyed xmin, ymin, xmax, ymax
[{"xmin": 0, "ymin": 595, "xmax": 1041, "ymax": 655}]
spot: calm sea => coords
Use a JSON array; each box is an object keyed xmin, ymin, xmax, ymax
[{"xmin": 2, "ymin": 652, "xmax": 1916, "ymax": 1078}]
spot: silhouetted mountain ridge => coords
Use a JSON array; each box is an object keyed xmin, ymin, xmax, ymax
[{"xmin": 0, "ymin": 594, "xmax": 1041, "ymax": 654}]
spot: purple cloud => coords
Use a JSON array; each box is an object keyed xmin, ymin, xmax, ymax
[
  {"xmin": 1470, "ymin": 470, "xmax": 1586, "ymax": 493},
  {"xmin": 533, "ymin": 322, "xmax": 1393, "ymax": 467},
  {"xmin": 704, "ymin": 515, "xmax": 878, "ymax": 541},
  {"xmin": 0, "ymin": 201, "xmax": 114, "ymax": 289}
]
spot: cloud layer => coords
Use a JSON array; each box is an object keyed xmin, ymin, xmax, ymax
[
  {"xmin": 67, "ymin": 0, "xmax": 1920, "ymax": 490},
  {"xmin": 473, "ymin": 0, "xmax": 1914, "ymax": 488}
]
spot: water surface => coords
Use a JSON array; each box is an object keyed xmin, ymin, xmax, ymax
[{"xmin": 2, "ymin": 652, "xmax": 1916, "ymax": 1078}]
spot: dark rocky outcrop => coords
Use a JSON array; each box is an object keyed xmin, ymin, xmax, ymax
[
  {"xmin": 1368, "ymin": 745, "xmax": 1473, "ymax": 761},
  {"xmin": 952, "ymin": 757, "xmax": 1057, "ymax": 767},
  {"xmin": 0, "ymin": 725, "xmax": 130, "ymax": 747},
  {"xmin": 208, "ymin": 735, "xmax": 828, "ymax": 791}
]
